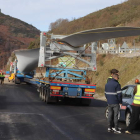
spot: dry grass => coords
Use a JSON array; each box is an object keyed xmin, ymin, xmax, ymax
[{"xmin": 88, "ymin": 53, "xmax": 140, "ymax": 96}]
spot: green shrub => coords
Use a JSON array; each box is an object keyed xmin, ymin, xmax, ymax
[
  {"xmin": 100, "ymin": 60, "xmax": 104, "ymax": 66},
  {"xmin": 95, "ymin": 72, "xmax": 99, "ymax": 76},
  {"xmin": 102, "ymin": 54, "xmax": 106, "ymax": 58}
]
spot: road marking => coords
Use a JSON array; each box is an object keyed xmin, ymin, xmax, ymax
[
  {"xmin": 0, "ymin": 112, "xmax": 44, "ymax": 116},
  {"xmin": 57, "ymin": 112, "xmax": 95, "ymax": 119},
  {"xmin": 0, "ymin": 112, "xmax": 74, "ymax": 140}
]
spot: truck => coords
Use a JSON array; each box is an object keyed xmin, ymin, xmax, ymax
[
  {"xmin": 14, "ymin": 27, "xmax": 140, "ymax": 105},
  {"xmin": 14, "ymin": 31, "xmax": 97, "ymax": 105}
]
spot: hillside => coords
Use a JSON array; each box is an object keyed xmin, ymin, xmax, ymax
[
  {"xmin": 29, "ymin": 0, "xmax": 140, "ymax": 49},
  {"xmin": 0, "ymin": 12, "xmax": 40, "ymax": 69},
  {"xmin": 91, "ymin": 54, "xmax": 140, "ymax": 96},
  {"xmin": 48, "ymin": 0, "xmax": 140, "ymax": 46},
  {"xmin": 51, "ymin": 0, "xmax": 140, "ymax": 34}
]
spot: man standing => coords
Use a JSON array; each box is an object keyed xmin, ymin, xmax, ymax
[
  {"xmin": 107, "ymin": 69, "xmax": 119, "ymax": 83},
  {"xmin": 105, "ymin": 74, "xmax": 122, "ymax": 133},
  {"xmin": 125, "ymin": 79, "xmax": 140, "ymax": 134}
]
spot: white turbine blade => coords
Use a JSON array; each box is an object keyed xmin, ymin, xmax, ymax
[
  {"xmin": 14, "ymin": 48, "xmax": 39, "ymax": 74},
  {"xmin": 59, "ymin": 27, "xmax": 140, "ymax": 47}
]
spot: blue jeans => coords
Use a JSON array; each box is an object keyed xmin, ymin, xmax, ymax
[{"xmin": 108, "ymin": 104, "xmax": 120, "ymax": 129}]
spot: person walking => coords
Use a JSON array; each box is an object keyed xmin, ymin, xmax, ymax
[
  {"xmin": 105, "ymin": 74, "xmax": 122, "ymax": 134},
  {"xmin": 107, "ymin": 69, "xmax": 119, "ymax": 83},
  {"xmin": 0, "ymin": 72, "xmax": 5, "ymax": 84},
  {"xmin": 125, "ymin": 79, "xmax": 140, "ymax": 134}
]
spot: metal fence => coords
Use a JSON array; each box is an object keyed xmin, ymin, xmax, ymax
[{"xmin": 97, "ymin": 47, "xmax": 140, "ymax": 54}]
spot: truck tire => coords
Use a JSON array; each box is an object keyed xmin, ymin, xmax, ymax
[
  {"xmin": 39, "ymin": 88, "xmax": 41, "ymax": 99},
  {"xmin": 15, "ymin": 77, "xmax": 20, "ymax": 84},
  {"xmin": 45, "ymin": 87, "xmax": 51, "ymax": 104},
  {"xmin": 126, "ymin": 111, "xmax": 131, "ymax": 127},
  {"xmin": 41, "ymin": 86, "xmax": 44, "ymax": 100},
  {"xmin": 42, "ymin": 87, "xmax": 46, "ymax": 102},
  {"xmin": 39, "ymin": 86, "xmax": 43, "ymax": 99}
]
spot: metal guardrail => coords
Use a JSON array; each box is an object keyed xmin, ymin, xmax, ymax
[{"xmin": 98, "ymin": 48, "xmax": 140, "ymax": 54}]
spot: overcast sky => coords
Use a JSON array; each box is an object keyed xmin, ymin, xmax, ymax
[{"xmin": 0, "ymin": 0, "xmax": 125, "ymax": 31}]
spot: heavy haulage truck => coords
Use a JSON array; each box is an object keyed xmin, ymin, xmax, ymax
[
  {"xmin": 14, "ymin": 27, "xmax": 140, "ymax": 105},
  {"xmin": 15, "ymin": 31, "xmax": 97, "ymax": 105}
]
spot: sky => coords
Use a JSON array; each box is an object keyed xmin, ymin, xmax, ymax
[{"xmin": 0, "ymin": 0, "xmax": 126, "ymax": 31}]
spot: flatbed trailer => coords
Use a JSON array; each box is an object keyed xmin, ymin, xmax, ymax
[
  {"xmin": 24, "ymin": 77, "xmax": 96, "ymax": 105},
  {"xmin": 24, "ymin": 66, "xmax": 96, "ymax": 105}
]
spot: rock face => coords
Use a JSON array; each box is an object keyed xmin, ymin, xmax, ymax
[{"xmin": 0, "ymin": 12, "xmax": 40, "ymax": 69}]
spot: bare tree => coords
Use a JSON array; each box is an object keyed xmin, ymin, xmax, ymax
[{"xmin": 49, "ymin": 18, "xmax": 69, "ymax": 30}]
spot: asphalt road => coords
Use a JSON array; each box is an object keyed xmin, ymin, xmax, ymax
[{"xmin": 0, "ymin": 82, "xmax": 140, "ymax": 140}]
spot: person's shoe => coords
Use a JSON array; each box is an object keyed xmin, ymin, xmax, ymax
[
  {"xmin": 125, "ymin": 131, "xmax": 132, "ymax": 134},
  {"xmin": 108, "ymin": 128, "xmax": 113, "ymax": 132},
  {"xmin": 112, "ymin": 127, "xmax": 121, "ymax": 131},
  {"xmin": 113, "ymin": 128, "xmax": 121, "ymax": 134}
]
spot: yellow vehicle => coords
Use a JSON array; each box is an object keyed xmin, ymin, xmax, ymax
[{"xmin": 8, "ymin": 73, "xmax": 15, "ymax": 82}]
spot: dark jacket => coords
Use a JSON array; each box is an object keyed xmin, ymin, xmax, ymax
[
  {"xmin": 107, "ymin": 76, "xmax": 112, "ymax": 83},
  {"xmin": 105, "ymin": 78, "xmax": 122, "ymax": 105}
]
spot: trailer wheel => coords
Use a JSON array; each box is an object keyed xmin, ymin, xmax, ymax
[
  {"xmin": 39, "ymin": 87, "xmax": 41, "ymax": 99},
  {"xmin": 42, "ymin": 87, "xmax": 46, "ymax": 102},
  {"xmin": 41, "ymin": 86, "xmax": 44, "ymax": 101},
  {"xmin": 45, "ymin": 87, "xmax": 51, "ymax": 104},
  {"xmin": 15, "ymin": 77, "xmax": 20, "ymax": 84},
  {"xmin": 39, "ymin": 86, "xmax": 43, "ymax": 99}
]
